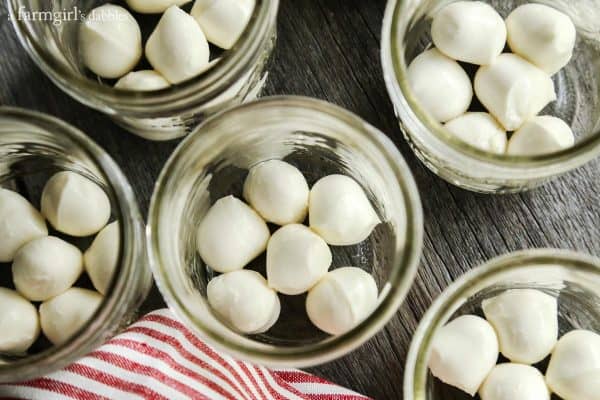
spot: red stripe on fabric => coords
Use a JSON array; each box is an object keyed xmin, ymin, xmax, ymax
[
  {"xmin": 142, "ymin": 312, "xmax": 370, "ymax": 400},
  {"xmin": 109, "ymin": 339, "xmax": 233, "ymax": 399},
  {"xmin": 273, "ymin": 371, "xmax": 333, "ymax": 385},
  {"xmin": 12, "ymin": 377, "xmax": 108, "ymax": 400},
  {"xmin": 142, "ymin": 314, "xmax": 257, "ymax": 398},
  {"xmin": 237, "ymin": 363, "xmax": 268, "ymax": 400},
  {"xmin": 65, "ymin": 363, "xmax": 168, "ymax": 400},
  {"xmin": 114, "ymin": 329, "xmax": 243, "ymax": 400},
  {"xmin": 305, "ymin": 395, "xmax": 370, "ymax": 400},
  {"xmin": 255, "ymin": 367, "xmax": 292, "ymax": 400},
  {"xmin": 126, "ymin": 326, "xmax": 248, "ymax": 400},
  {"xmin": 273, "ymin": 371, "xmax": 371, "ymax": 400},
  {"xmin": 261, "ymin": 368, "xmax": 309, "ymax": 399},
  {"xmin": 90, "ymin": 350, "xmax": 209, "ymax": 399}
]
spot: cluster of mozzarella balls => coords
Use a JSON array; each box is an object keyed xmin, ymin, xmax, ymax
[
  {"xmin": 409, "ymin": 1, "xmax": 577, "ymax": 156},
  {"xmin": 0, "ymin": 172, "xmax": 119, "ymax": 354},
  {"xmin": 196, "ymin": 160, "xmax": 381, "ymax": 336},
  {"xmin": 79, "ymin": 0, "xmax": 254, "ymax": 89},
  {"xmin": 429, "ymin": 288, "xmax": 600, "ymax": 400}
]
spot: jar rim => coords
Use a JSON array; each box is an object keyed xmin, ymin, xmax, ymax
[
  {"xmin": 403, "ymin": 248, "xmax": 600, "ymax": 400},
  {"xmin": 8, "ymin": 0, "xmax": 279, "ymax": 115},
  {"xmin": 0, "ymin": 106, "xmax": 148, "ymax": 382},
  {"xmin": 381, "ymin": 0, "xmax": 600, "ymax": 169},
  {"xmin": 147, "ymin": 95, "xmax": 424, "ymax": 367}
]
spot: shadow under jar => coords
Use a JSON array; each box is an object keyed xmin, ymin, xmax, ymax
[
  {"xmin": 0, "ymin": 107, "xmax": 152, "ymax": 382},
  {"xmin": 381, "ymin": 0, "xmax": 600, "ymax": 193},
  {"xmin": 147, "ymin": 96, "xmax": 424, "ymax": 368},
  {"xmin": 404, "ymin": 248, "xmax": 600, "ymax": 400},
  {"xmin": 7, "ymin": 0, "xmax": 278, "ymax": 141}
]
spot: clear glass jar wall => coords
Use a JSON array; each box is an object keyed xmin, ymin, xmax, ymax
[
  {"xmin": 8, "ymin": 0, "xmax": 278, "ymax": 140},
  {"xmin": 0, "ymin": 107, "xmax": 152, "ymax": 382},
  {"xmin": 148, "ymin": 96, "xmax": 424, "ymax": 368},
  {"xmin": 382, "ymin": 0, "xmax": 600, "ymax": 193}
]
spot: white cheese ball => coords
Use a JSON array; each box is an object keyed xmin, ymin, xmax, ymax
[
  {"xmin": 207, "ymin": 270, "xmax": 280, "ymax": 334},
  {"xmin": 0, "ymin": 287, "xmax": 40, "ymax": 353},
  {"xmin": 126, "ymin": 0, "xmax": 191, "ymax": 14},
  {"xmin": 482, "ymin": 289, "xmax": 557, "ymax": 364},
  {"xmin": 546, "ymin": 330, "xmax": 600, "ymax": 400},
  {"xmin": 39, "ymin": 288, "xmax": 103, "ymax": 346},
  {"xmin": 41, "ymin": 171, "xmax": 111, "ymax": 237},
  {"xmin": 146, "ymin": 6, "xmax": 210, "ymax": 84},
  {"xmin": 115, "ymin": 70, "xmax": 171, "ymax": 91},
  {"xmin": 432, "ymin": 1, "xmax": 506, "ymax": 65},
  {"xmin": 197, "ymin": 195, "xmax": 269, "ymax": 273},
  {"xmin": 79, "ymin": 4, "xmax": 142, "ymax": 79},
  {"xmin": 429, "ymin": 315, "xmax": 499, "ymax": 396},
  {"xmin": 266, "ymin": 224, "xmax": 332, "ymax": 295},
  {"xmin": 507, "ymin": 115, "xmax": 575, "ymax": 156},
  {"xmin": 243, "ymin": 160, "xmax": 309, "ymax": 225},
  {"xmin": 479, "ymin": 363, "xmax": 550, "ymax": 400},
  {"xmin": 306, "ymin": 267, "xmax": 378, "ymax": 335},
  {"xmin": 0, "ymin": 188, "xmax": 47, "ymax": 262},
  {"xmin": 444, "ymin": 112, "xmax": 507, "ymax": 154},
  {"xmin": 12, "ymin": 236, "xmax": 83, "ymax": 302},
  {"xmin": 506, "ymin": 4, "xmax": 576, "ymax": 75},
  {"xmin": 84, "ymin": 221, "xmax": 120, "ymax": 295},
  {"xmin": 407, "ymin": 49, "xmax": 473, "ymax": 122},
  {"xmin": 309, "ymin": 175, "xmax": 380, "ymax": 246},
  {"xmin": 474, "ymin": 54, "xmax": 556, "ymax": 131},
  {"xmin": 191, "ymin": 0, "xmax": 254, "ymax": 50}
]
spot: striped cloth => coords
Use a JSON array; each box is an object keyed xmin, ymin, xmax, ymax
[{"xmin": 0, "ymin": 309, "xmax": 370, "ymax": 400}]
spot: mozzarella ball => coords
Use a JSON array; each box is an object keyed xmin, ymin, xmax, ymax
[
  {"xmin": 0, "ymin": 188, "xmax": 47, "ymax": 262},
  {"xmin": 479, "ymin": 363, "xmax": 550, "ymax": 400},
  {"xmin": 407, "ymin": 49, "xmax": 473, "ymax": 122},
  {"xmin": 306, "ymin": 267, "xmax": 378, "ymax": 335},
  {"xmin": 126, "ymin": 0, "xmax": 191, "ymax": 14},
  {"xmin": 79, "ymin": 4, "xmax": 142, "ymax": 79},
  {"xmin": 444, "ymin": 112, "xmax": 507, "ymax": 154},
  {"xmin": 115, "ymin": 70, "xmax": 170, "ymax": 91},
  {"xmin": 191, "ymin": 0, "xmax": 255, "ymax": 49},
  {"xmin": 309, "ymin": 175, "xmax": 380, "ymax": 246},
  {"xmin": 146, "ymin": 6, "xmax": 210, "ymax": 84},
  {"xmin": 0, "ymin": 288, "xmax": 40, "ymax": 353},
  {"xmin": 243, "ymin": 160, "xmax": 309, "ymax": 225},
  {"xmin": 482, "ymin": 289, "xmax": 557, "ymax": 364},
  {"xmin": 41, "ymin": 172, "xmax": 111, "ymax": 237},
  {"xmin": 474, "ymin": 54, "xmax": 556, "ymax": 131},
  {"xmin": 197, "ymin": 195, "xmax": 269, "ymax": 273},
  {"xmin": 507, "ymin": 115, "xmax": 575, "ymax": 156},
  {"xmin": 429, "ymin": 315, "xmax": 499, "ymax": 396},
  {"xmin": 506, "ymin": 4, "xmax": 576, "ymax": 75},
  {"xmin": 267, "ymin": 224, "xmax": 332, "ymax": 295},
  {"xmin": 12, "ymin": 236, "xmax": 83, "ymax": 302},
  {"xmin": 207, "ymin": 270, "xmax": 280, "ymax": 334},
  {"xmin": 546, "ymin": 330, "xmax": 600, "ymax": 400},
  {"xmin": 432, "ymin": 1, "xmax": 506, "ymax": 65},
  {"xmin": 39, "ymin": 288, "xmax": 103, "ymax": 346},
  {"xmin": 84, "ymin": 221, "xmax": 120, "ymax": 295}
]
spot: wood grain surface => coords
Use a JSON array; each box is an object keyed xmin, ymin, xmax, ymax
[{"xmin": 1, "ymin": 1, "xmax": 599, "ymax": 398}]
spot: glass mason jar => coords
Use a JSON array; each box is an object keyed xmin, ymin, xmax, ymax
[
  {"xmin": 148, "ymin": 96, "xmax": 424, "ymax": 367},
  {"xmin": 8, "ymin": 0, "xmax": 278, "ymax": 141},
  {"xmin": 0, "ymin": 107, "xmax": 152, "ymax": 382},
  {"xmin": 382, "ymin": 0, "xmax": 600, "ymax": 193},
  {"xmin": 404, "ymin": 248, "xmax": 600, "ymax": 399}
]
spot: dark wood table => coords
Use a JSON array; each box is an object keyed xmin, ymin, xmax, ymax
[{"xmin": 1, "ymin": 1, "xmax": 599, "ymax": 398}]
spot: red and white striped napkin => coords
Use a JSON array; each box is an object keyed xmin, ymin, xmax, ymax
[{"xmin": 0, "ymin": 309, "xmax": 370, "ymax": 400}]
